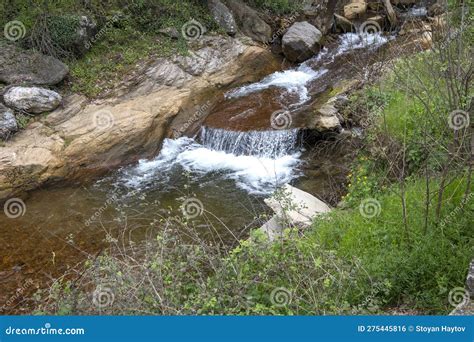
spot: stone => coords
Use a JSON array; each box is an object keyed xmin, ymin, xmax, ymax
[
  {"xmin": 0, "ymin": 43, "xmax": 69, "ymax": 86},
  {"xmin": 259, "ymin": 215, "xmax": 285, "ymax": 241},
  {"xmin": 208, "ymin": 0, "xmax": 238, "ymax": 36},
  {"xmin": 313, "ymin": 104, "xmax": 342, "ymax": 131},
  {"xmin": 258, "ymin": 182, "xmax": 340, "ymax": 241},
  {"xmin": 157, "ymin": 27, "xmax": 180, "ymax": 39},
  {"xmin": 172, "ymin": 37, "xmax": 245, "ymax": 76},
  {"xmin": 0, "ymin": 104, "xmax": 18, "ymax": 140},
  {"xmin": 3, "ymin": 87, "xmax": 62, "ymax": 114},
  {"xmin": 282, "ymin": 21, "xmax": 322, "ymax": 63},
  {"xmin": 344, "ymin": 0, "xmax": 367, "ymax": 20},
  {"xmin": 74, "ymin": 16, "xmax": 98, "ymax": 56},
  {"xmin": 264, "ymin": 184, "xmax": 332, "ymax": 227},
  {"xmin": 304, "ymin": 0, "xmax": 341, "ymax": 34},
  {"xmin": 223, "ymin": 0, "xmax": 272, "ymax": 43}
]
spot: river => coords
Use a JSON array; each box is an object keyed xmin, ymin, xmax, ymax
[{"xmin": 0, "ymin": 31, "xmax": 395, "ymax": 313}]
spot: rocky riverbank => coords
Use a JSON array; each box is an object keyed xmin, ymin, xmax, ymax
[
  {"xmin": 0, "ymin": 0, "xmax": 447, "ymax": 200},
  {"xmin": 0, "ymin": 37, "xmax": 279, "ymax": 199}
]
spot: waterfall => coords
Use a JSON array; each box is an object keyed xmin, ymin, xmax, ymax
[
  {"xmin": 224, "ymin": 65, "xmax": 327, "ymax": 104},
  {"xmin": 119, "ymin": 31, "xmax": 394, "ymax": 195},
  {"xmin": 121, "ymin": 127, "xmax": 302, "ymax": 194},
  {"xmin": 199, "ymin": 127, "xmax": 301, "ymax": 158}
]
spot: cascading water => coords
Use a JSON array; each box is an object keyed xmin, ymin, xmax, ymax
[
  {"xmin": 121, "ymin": 127, "xmax": 302, "ymax": 195},
  {"xmin": 225, "ymin": 65, "xmax": 328, "ymax": 105},
  {"xmin": 199, "ymin": 127, "xmax": 300, "ymax": 158},
  {"xmin": 120, "ymin": 31, "xmax": 394, "ymax": 195}
]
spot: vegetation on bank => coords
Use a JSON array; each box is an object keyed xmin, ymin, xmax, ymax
[
  {"xmin": 1, "ymin": 0, "xmax": 217, "ymax": 97},
  {"xmin": 247, "ymin": 0, "xmax": 307, "ymax": 14}
]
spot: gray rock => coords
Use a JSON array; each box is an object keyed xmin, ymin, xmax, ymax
[
  {"xmin": 74, "ymin": 16, "xmax": 98, "ymax": 56},
  {"xmin": 282, "ymin": 21, "xmax": 322, "ymax": 63},
  {"xmin": 0, "ymin": 104, "xmax": 18, "ymax": 140},
  {"xmin": 0, "ymin": 43, "xmax": 69, "ymax": 86},
  {"xmin": 3, "ymin": 87, "xmax": 62, "ymax": 114},
  {"xmin": 208, "ymin": 0, "xmax": 238, "ymax": 36},
  {"xmin": 223, "ymin": 0, "xmax": 272, "ymax": 43}
]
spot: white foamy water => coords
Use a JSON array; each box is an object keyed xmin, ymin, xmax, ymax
[
  {"xmin": 177, "ymin": 146, "xmax": 301, "ymax": 194},
  {"xmin": 225, "ymin": 32, "xmax": 390, "ymax": 103},
  {"xmin": 225, "ymin": 65, "xmax": 327, "ymax": 104},
  {"xmin": 336, "ymin": 32, "xmax": 390, "ymax": 55},
  {"xmin": 121, "ymin": 132, "xmax": 301, "ymax": 195},
  {"xmin": 407, "ymin": 6, "xmax": 427, "ymax": 17}
]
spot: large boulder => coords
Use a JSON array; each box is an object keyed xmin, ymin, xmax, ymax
[
  {"xmin": 223, "ymin": 0, "xmax": 272, "ymax": 43},
  {"xmin": 0, "ymin": 43, "xmax": 69, "ymax": 86},
  {"xmin": 260, "ymin": 184, "xmax": 332, "ymax": 240},
  {"xmin": 208, "ymin": 0, "xmax": 238, "ymax": 36},
  {"xmin": 282, "ymin": 21, "xmax": 322, "ymax": 63},
  {"xmin": 3, "ymin": 87, "xmax": 62, "ymax": 114},
  {"xmin": 0, "ymin": 104, "xmax": 18, "ymax": 140}
]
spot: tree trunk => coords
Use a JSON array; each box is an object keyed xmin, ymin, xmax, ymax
[{"xmin": 381, "ymin": 0, "xmax": 398, "ymax": 28}]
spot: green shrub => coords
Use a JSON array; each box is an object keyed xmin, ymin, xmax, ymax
[
  {"xmin": 47, "ymin": 15, "xmax": 81, "ymax": 50},
  {"xmin": 314, "ymin": 177, "xmax": 473, "ymax": 313}
]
